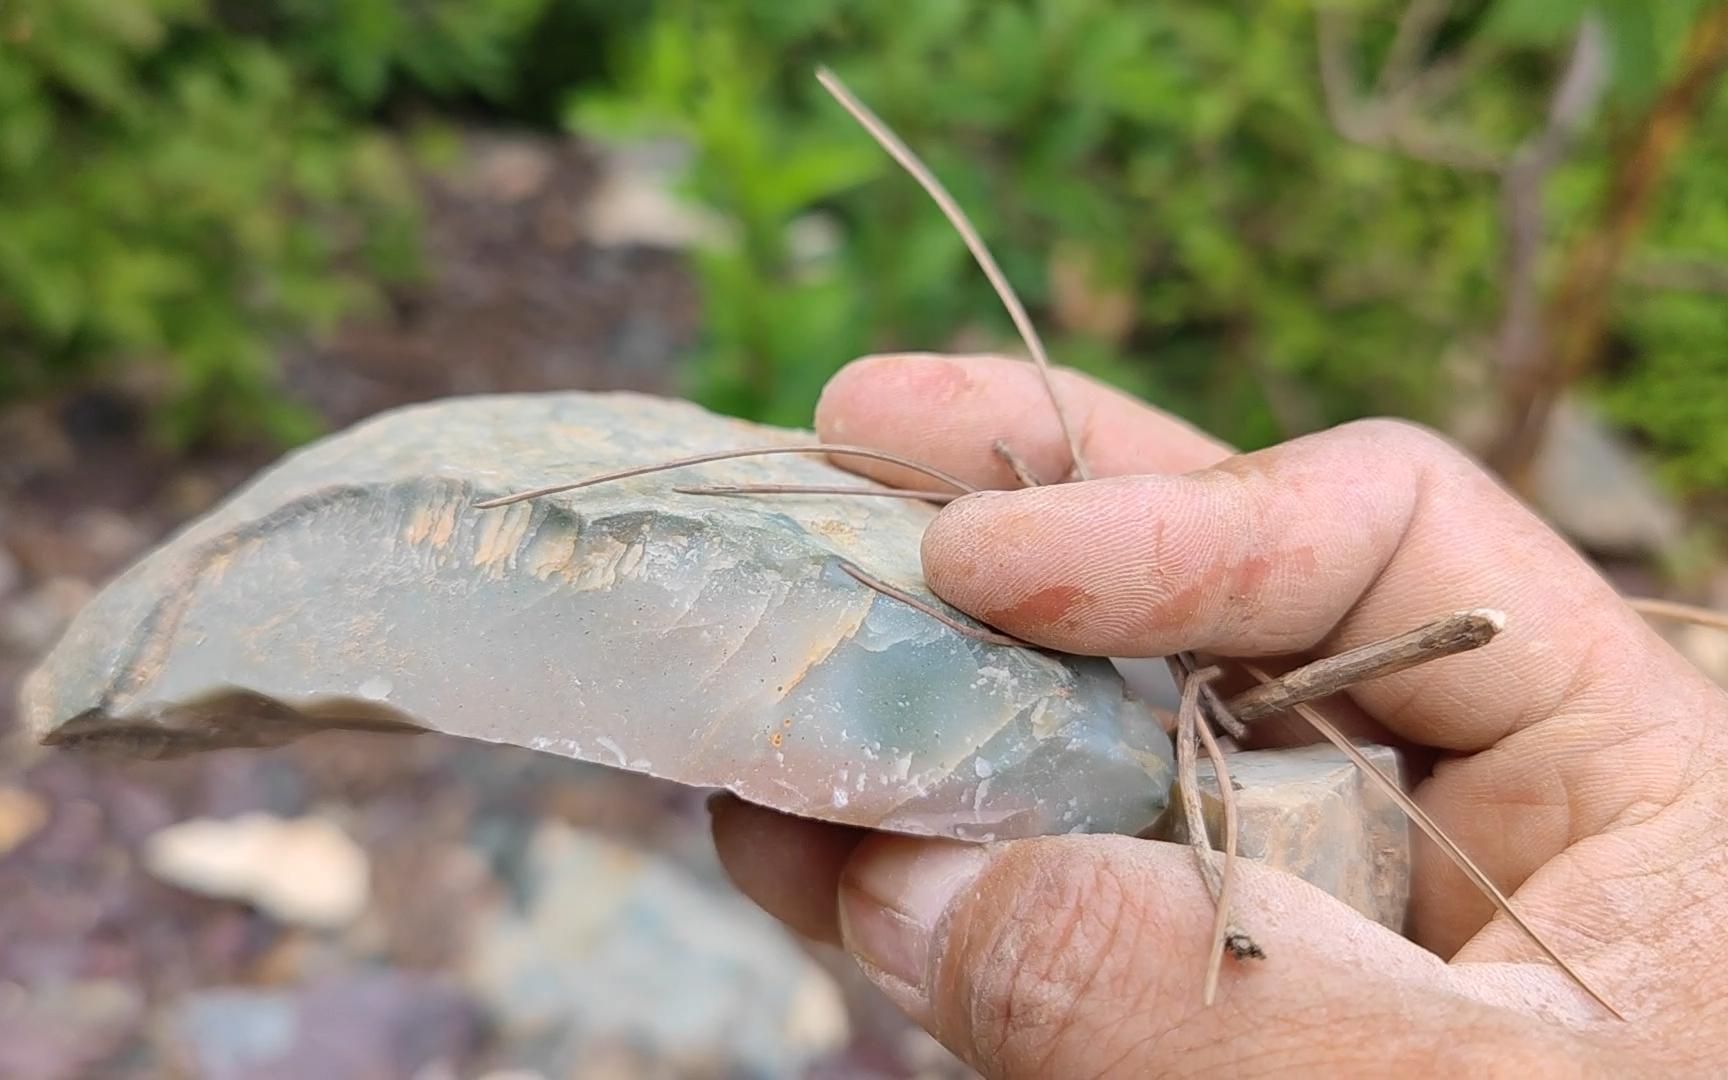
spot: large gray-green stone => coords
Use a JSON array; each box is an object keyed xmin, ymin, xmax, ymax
[{"xmin": 20, "ymin": 392, "xmax": 1175, "ymax": 840}]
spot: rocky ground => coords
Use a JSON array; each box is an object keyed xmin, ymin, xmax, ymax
[{"xmin": 0, "ymin": 134, "xmax": 966, "ymax": 1079}]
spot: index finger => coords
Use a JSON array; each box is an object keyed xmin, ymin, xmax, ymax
[{"xmin": 815, "ymin": 353, "xmax": 1230, "ymax": 489}]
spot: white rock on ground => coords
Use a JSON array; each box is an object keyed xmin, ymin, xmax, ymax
[{"xmin": 141, "ymin": 812, "xmax": 370, "ymax": 929}]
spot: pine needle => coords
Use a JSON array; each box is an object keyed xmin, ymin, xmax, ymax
[
  {"xmin": 473, "ymin": 444, "xmax": 977, "ymax": 508},
  {"xmin": 673, "ymin": 482, "xmax": 959, "ymax": 504},
  {"xmin": 1627, "ymin": 596, "xmax": 1728, "ymax": 633},
  {"xmin": 1191, "ymin": 671, "xmax": 1251, "ymax": 1003},
  {"xmin": 837, "ymin": 561, "xmax": 1032, "ymax": 648}
]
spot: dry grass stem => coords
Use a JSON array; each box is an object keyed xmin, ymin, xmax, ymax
[
  {"xmin": 816, "ymin": 67, "xmax": 1092, "ymax": 481},
  {"xmin": 1173, "ymin": 664, "xmax": 1258, "ymax": 1003},
  {"xmin": 836, "ymin": 561, "xmax": 1032, "ymax": 648},
  {"xmin": 1193, "ymin": 676, "xmax": 1256, "ymax": 1003},
  {"xmin": 1627, "ymin": 596, "xmax": 1728, "ymax": 633},
  {"xmin": 1225, "ymin": 608, "xmax": 1506, "ymax": 724},
  {"xmin": 991, "ymin": 439, "xmax": 1047, "ymax": 489},
  {"xmin": 1174, "ymin": 668, "xmax": 1224, "ymax": 897},
  {"xmin": 1242, "ymin": 664, "xmax": 1627, "ymax": 1022},
  {"xmin": 473, "ymin": 444, "xmax": 977, "ymax": 508},
  {"xmin": 673, "ymin": 483, "xmax": 959, "ymax": 504}
]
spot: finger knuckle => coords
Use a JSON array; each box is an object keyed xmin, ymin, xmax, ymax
[
  {"xmin": 943, "ymin": 841, "xmax": 1163, "ymax": 1075},
  {"xmin": 1334, "ymin": 417, "xmax": 1461, "ymax": 464}
]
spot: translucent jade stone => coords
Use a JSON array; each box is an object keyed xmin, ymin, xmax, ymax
[{"xmin": 22, "ymin": 393, "xmax": 1175, "ymax": 840}]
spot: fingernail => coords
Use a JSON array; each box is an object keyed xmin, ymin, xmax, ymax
[{"xmin": 839, "ymin": 838, "xmax": 987, "ymax": 1002}]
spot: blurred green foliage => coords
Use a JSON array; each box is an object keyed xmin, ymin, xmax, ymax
[
  {"xmin": 570, "ymin": 0, "xmax": 1728, "ymax": 489},
  {"xmin": 1597, "ymin": 99, "xmax": 1728, "ymax": 496},
  {"xmin": 2, "ymin": 0, "xmax": 1725, "ymax": 495},
  {"xmin": 0, "ymin": 0, "xmax": 557, "ymax": 443}
]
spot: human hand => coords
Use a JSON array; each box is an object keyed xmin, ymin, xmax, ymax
[{"xmin": 708, "ymin": 353, "xmax": 1728, "ymax": 1077}]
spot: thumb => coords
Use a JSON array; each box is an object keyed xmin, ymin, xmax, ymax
[{"xmin": 835, "ymin": 834, "xmax": 1604, "ymax": 1077}]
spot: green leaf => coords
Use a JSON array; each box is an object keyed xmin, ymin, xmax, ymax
[{"xmin": 759, "ymin": 139, "xmax": 883, "ymax": 215}]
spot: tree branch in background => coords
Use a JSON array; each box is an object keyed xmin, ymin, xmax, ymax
[
  {"xmin": 1376, "ymin": 0, "xmax": 1455, "ymax": 99},
  {"xmin": 1622, "ymin": 253, "xmax": 1728, "ymax": 296},
  {"xmin": 1315, "ymin": 6, "xmax": 1501, "ymax": 172},
  {"xmin": 1488, "ymin": 3, "xmax": 1728, "ymax": 485},
  {"xmin": 1492, "ymin": 16, "xmax": 1610, "ymax": 421}
]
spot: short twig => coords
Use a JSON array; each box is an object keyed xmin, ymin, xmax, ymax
[
  {"xmin": 837, "ymin": 561, "xmax": 1032, "ymax": 649},
  {"xmin": 673, "ymin": 483, "xmax": 958, "ymax": 504},
  {"xmin": 1197, "ymin": 678, "xmax": 1249, "ymax": 740},
  {"xmin": 1223, "ymin": 608, "xmax": 1505, "ymax": 724},
  {"xmin": 474, "ymin": 444, "xmax": 977, "ymax": 509}
]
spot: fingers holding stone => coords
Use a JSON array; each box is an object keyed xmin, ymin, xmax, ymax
[{"xmin": 915, "ymin": 419, "xmax": 1721, "ymax": 955}]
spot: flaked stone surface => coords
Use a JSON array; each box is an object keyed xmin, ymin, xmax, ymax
[
  {"xmin": 21, "ymin": 392, "xmax": 1175, "ymax": 840},
  {"xmin": 1152, "ymin": 743, "xmax": 1410, "ymax": 931}
]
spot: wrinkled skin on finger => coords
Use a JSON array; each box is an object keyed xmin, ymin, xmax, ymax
[{"xmin": 711, "ymin": 354, "xmax": 1728, "ymax": 1078}]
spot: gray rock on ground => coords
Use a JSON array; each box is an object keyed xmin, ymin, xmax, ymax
[
  {"xmin": 1530, "ymin": 396, "xmax": 1683, "ymax": 557},
  {"xmin": 165, "ymin": 972, "xmax": 480, "ymax": 1079}
]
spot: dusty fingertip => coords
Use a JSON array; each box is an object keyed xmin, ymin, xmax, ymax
[
  {"xmin": 926, "ymin": 484, "xmax": 1032, "ymax": 530},
  {"xmin": 919, "ymin": 488, "xmax": 1041, "ymax": 598},
  {"xmin": 920, "ymin": 488, "xmax": 997, "ymax": 547},
  {"xmin": 815, "ymin": 355, "xmax": 909, "ymax": 443},
  {"xmin": 933, "ymin": 488, "xmax": 1008, "ymax": 511},
  {"xmin": 816, "ymin": 354, "xmax": 973, "ymax": 430}
]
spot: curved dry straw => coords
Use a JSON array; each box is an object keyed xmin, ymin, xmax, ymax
[
  {"xmin": 816, "ymin": 67, "xmax": 1092, "ymax": 483},
  {"xmin": 474, "ymin": 444, "xmax": 977, "ymax": 509},
  {"xmin": 1627, "ymin": 596, "xmax": 1728, "ymax": 633}
]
